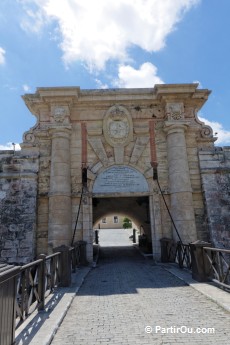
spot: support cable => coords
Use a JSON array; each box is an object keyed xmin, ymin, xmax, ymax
[
  {"xmin": 71, "ymin": 167, "xmax": 88, "ymax": 246},
  {"xmin": 152, "ymin": 165, "xmax": 183, "ymax": 245},
  {"xmin": 71, "ymin": 186, "xmax": 84, "ymax": 246}
]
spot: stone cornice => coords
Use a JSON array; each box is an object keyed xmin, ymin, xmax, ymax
[
  {"xmin": 22, "ymin": 84, "xmax": 211, "ymax": 117},
  {"xmin": 154, "ymin": 83, "xmax": 211, "ymax": 98},
  {"xmin": 22, "ymin": 87, "xmax": 80, "ymax": 116},
  {"xmin": 22, "ymin": 94, "xmax": 42, "ymax": 117},
  {"xmin": 153, "ymin": 84, "xmax": 211, "ymax": 110},
  {"xmin": 37, "ymin": 87, "xmax": 80, "ymax": 100}
]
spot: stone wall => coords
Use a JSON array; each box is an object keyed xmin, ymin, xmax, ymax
[
  {"xmin": 199, "ymin": 147, "xmax": 230, "ymax": 249},
  {"xmin": 0, "ymin": 150, "xmax": 38, "ymax": 264}
]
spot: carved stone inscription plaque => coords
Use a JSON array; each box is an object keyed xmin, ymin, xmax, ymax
[{"xmin": 93, "ymin": 166, "xmax": 149, "ymax": 194}]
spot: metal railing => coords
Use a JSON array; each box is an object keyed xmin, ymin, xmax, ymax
[
  {"xmin": 160, "ymin": 237, "xmax": 230, "ymax": 290},
  {"xmin": 0, "ymin": 241, "xmax": 87, "ymax": 344},
  {"xmin": 203, "ymin": 247, "xmax": 230, "ymax": 290},
  {"xmin": 160, "ymin": 239, "xmax": 191, "ymax": 269},
  {"xmin": 15, "ymin": 252, "xmax": 61, "ymax": 327},
  {"xmin": 175, "ymin": 243, "xmax": 192, "ymax": 269},
  {"xmin": 0, "ymin": 264, "xmax": 20, "ymax": 345}
]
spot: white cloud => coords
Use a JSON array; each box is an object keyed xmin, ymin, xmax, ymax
[
  {"xmin": 95, "ymin": 79, "xmax": 109, "ymax": 89},
  {"xmin": 0, "ymin": 47, "xmax": 6, "ymax": 65},
  {"xmin": 23, "ymin": 84, "xmax": 31, "ymax": 92},
  {"xmin": 20, "ymin": 0, "xmax": 200, "ymax": 70},
  {"xmin": 199, "ymin": 116, "xmax": 230, "ymax": 146},
  {"xmin": 193, "ymin": 80, "xmax": 202, "ymax": 88},
  {"xmin": 19, "ymin": 2, "xmax": 48, "ymax": 34},
  {"xmin": 0, "ymin": 142, "xmax": 21, "ymax": 151},
  {"xmin": 115, "ymin": 62, "xmax": 164, "ymax": 88}
]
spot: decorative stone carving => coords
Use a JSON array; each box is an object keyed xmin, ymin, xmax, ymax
[
  {"xmin": 40, "ymin": 158, "xmax": 50, "ymax": 171},
  {"xmin": 24, "ymin": 131, "xmax": 36, "ymax": 143},
  {"xmin": 193, "ymin": 107, "xmax": 216, "ymax": 142},
  {"xmin": 39, "ymin": 177, "xmax": 50, "ymax": 194},
  {"xmin": 51, "ymin": 105, "xmax": 70, "ymax": 124},
  {"xmin": 166, "ymin": 102, "xmax": 184, "ymax": 121},
  {"xmin": 103, "ymin": 105, "xmax": 133, "ymax": 147},
  {"xmin": 22, "ymin": 122, "xmax": 40, "ymax": 145},
  {"xmin": 201, "ymin": 125, "xmax": 213, "ymax": 138}
]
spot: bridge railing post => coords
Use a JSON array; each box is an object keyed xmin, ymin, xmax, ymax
[
  {"xmin": 0, "ymin": 265, "xmax": 20, "ymax": 345},
  {"xmin": 160, "ymin": 238, "xmax": 174, "ymax": 263},
  {"xmin": 95, "ymin": 230, "xmax": 99, "ymax": 245},
  {"xmin": 177, "ymin": 242, "xmax": 183, "ymax": 268},
  {"xmin": 133, "ymin": 229, "xmax": 136, "ymax": 243},
  {"xmin": 190, "ymin": 241, "xmax": 212, "ymax": 282},
  {"xmin": 77, "ymin": 241, "xmax": 88, "ymax": 266},
  {"xmin": 38, "ymin": 254, "xmax": 46, "ymax": 311},
  {"xmin": 54, "ymin": 245, "xmax": 72, "ymax": 287}
]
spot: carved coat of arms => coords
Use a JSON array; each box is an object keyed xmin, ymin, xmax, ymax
[
  {"xmin": 166, "ymin": 102, "xmax": 185, "ymax": 121},
  {"xmin": 103, "ymin": 105, "xmax": 133, "ymax": 147}
]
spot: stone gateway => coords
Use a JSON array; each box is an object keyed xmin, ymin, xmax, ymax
[{"xmin": 1, "ymin": 84, "xmax": 229, "ymax": 264}]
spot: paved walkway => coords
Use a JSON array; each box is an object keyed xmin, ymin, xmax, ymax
[{"xmin": 49, "ymin": 229, "xmax": 230, "ymax": 345}]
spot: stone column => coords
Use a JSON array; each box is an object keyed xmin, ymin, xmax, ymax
[
  {"xmin": 48, "ymin": 126, "xmax": 72, "ymax": 250},
  {"xmin": 164, "ymin": 122, "xmax": 197, "ymax": 243}
]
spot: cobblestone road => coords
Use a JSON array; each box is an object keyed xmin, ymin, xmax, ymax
[{"xmin": 51, "ymin": 229, "xmax": 230, "ymax": 345}]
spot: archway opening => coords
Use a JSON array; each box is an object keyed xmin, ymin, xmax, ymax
[{"xmin": 92, "ymin": 196, "xmax": 152, "ymax": 256}]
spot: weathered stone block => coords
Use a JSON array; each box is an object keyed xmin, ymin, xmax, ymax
[
  {"xmin": 1, "ymin": 249, "xmax": 17, "ymax": 258},
  {"xmin": 17, "ymin": 249, "xmax": 33, "ymax": 257}
]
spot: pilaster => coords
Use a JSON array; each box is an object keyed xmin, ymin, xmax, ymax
[
  {"xmin": 48, "ymin": 126, "xmax": 72, "ymax": 250},
  {"xmin": 164, "ymin": 121, "xmax": 197, "ymax": 243}
]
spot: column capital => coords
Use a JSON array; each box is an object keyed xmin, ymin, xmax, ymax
[
  {"xmin": 48, "ymin": 125, "xmax": 72, "ymax": 139},
  {"xmin": 163, "ymin": 121, "xmax": 191, "ymax": 135}
]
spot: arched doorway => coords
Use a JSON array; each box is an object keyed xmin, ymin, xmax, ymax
[
  {"xmin": 93, "ymin": 197, "xmax": 150, "ymax": 235},
  {"xmin": 93, "ymin": 196, "xmax": 152, "ymax": 252},
  {"xmin": 90, "ymin": 165, "xmax": 156, "ymax": 258}
]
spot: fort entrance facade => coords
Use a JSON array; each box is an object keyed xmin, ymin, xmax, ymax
[
  {"xmin": 19, "ymin": 83, "xmax": 216, "ymax": 262},
  {"xmin": 4, "ymin": 83, "xmax": 228, "ymax": 265}
]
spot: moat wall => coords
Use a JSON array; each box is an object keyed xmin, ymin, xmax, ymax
[
  {"xmin": 199, "ymin": 147, "xmax": 230, "ymax": 249},
  {"xmin": 0, "ymin": 151, "xmax": 38, "ymax": 264}
]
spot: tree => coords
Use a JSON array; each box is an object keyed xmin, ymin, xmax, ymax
[{"xmin": 123, "ymin": 217, "xmax": 132, "ymax": 229}]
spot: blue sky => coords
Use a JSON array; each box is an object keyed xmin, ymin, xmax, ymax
[{"xmin": 1, "ymin": 0, "xmax": 230, "ymax": 149}]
